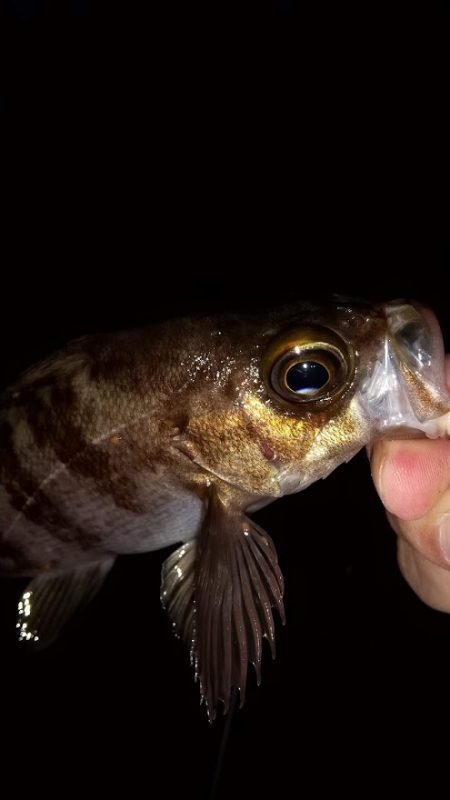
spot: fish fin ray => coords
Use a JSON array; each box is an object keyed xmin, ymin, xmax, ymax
[
  {"xmin": 16, "ymin": 557, "xmax": 115, "ymax": 649},
  {"xmin": 195, "ymin": 490, "xmax": 285, "ymax": 720},
  {"xmin": 160, "ymin": 539, "xmax": 197, "ymax": 646}
]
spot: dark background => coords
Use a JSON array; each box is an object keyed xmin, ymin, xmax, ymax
[{"xmin": 1, "ymin": 3, "xmax": 450, "ymax": 798}]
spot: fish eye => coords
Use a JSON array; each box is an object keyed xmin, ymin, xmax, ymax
[
  {"xmin": 263, "ymin": 325, "xmax": 354, "ymax": 405},
  {"xmin": 284, "ymin": 360, "xmax": 331, "ymax": 395}
]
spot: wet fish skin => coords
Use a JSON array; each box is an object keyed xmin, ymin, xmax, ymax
[
  {"xmin": 0, "ymin": 300, "xmax": 448, "ymax": 717},
  {"xmin": 0, "ymin": 305, "xmax": 374, "ymax": 571}
]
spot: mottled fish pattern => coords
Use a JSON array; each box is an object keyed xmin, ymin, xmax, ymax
[{"xmin": 1, "ymin": 301, "xmax": 449, "ymax": 718}]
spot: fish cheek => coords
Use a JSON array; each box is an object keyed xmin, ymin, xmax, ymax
[
  {"xmin": 181, "ymin": 411, "xmax": 284, "ymax": 497},
  {"xmin": 241, "ymin": 393, "xmax": 370, "ymax": 491},
  {"xmin": 297, "ymin": 397, "xmax": 371, "ymax": 479}
]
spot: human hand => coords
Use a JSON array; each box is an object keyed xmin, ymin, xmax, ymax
[{"xmin": 370, "ymin": 355, "xmax": 450, "ymax": 612}]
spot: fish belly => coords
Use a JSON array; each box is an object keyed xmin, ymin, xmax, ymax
[{"xmin": 0, "ymin": 470, "xmax": 204, "ymax": 576}]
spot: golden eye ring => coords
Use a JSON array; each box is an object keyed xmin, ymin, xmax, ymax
[{"xmin": 262, "ymin": 325, "xmax": 355, "ymax": 406}]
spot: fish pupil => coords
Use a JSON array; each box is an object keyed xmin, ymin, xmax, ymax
[{"xmin": 285, "ymin": 361, "xmax": 330, "ymax": 395}]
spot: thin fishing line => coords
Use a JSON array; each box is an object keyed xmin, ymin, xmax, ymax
[{"xmin": 208, "ymin": 687, "xmax": 239, "ymax": 800}]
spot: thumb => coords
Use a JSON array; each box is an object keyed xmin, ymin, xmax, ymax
[{"xmin": 370, "ymin": 438, "xmax": 450, "ymax": 521}]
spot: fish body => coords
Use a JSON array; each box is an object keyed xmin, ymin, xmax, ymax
[{"xmin": 1, "ymin": 299, "xmax": 449, "ymax": 717}]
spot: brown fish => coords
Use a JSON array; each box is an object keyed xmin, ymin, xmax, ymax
[{"xmin": 1, "ymin": 299, "xmax": 449, "ymax": 718}]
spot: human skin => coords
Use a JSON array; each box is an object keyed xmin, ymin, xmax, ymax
[{"xmin": 370, "ymin": 355, "xmax": 450, "ymax": 612}]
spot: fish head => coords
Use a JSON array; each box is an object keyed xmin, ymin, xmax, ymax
[
  {"xmin": 187, "ymin": 300, "xmax": 449, "ymax": 500},
  {"xmin": 257, "ymin": 299, "xmax": 450, "ymax": 496}
]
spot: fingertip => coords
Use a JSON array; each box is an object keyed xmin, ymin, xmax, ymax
[{"xmin": 371, "ymin": 439, "xmax": 450, "ymax": 521}]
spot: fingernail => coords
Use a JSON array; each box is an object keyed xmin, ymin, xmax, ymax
[{"xmin": 439, "ymin": 515, "xmax": 450, "ymax": 563}]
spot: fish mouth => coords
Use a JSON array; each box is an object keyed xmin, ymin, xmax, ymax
[{"xmin": 360, "ymin": 301, "xmax": 450, "ymax": 440}]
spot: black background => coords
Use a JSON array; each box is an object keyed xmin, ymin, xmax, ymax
[{"xmin": 1, "ymin": 3, "xmax": 450, "ymax": 798}]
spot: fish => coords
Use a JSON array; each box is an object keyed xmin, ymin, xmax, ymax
[{"xmin": 0, "ymin": 298, "xmax": 449, "ymax": 718}]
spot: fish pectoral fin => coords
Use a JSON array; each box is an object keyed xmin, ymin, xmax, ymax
[
  {"xmin": 161, "ymin": 490, "xmax": 285, "ymax": 721},
  {"xmin": 160, "ymin": 539, "xmax": 197, "ymax": 645},
  {"xmin": 16, "ymin": 557, "xmax": 115, "ymax": 649}
]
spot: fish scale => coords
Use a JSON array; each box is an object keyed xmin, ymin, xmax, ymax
[{"xmin": 0, "ymin": 299, "xmax": 449, "ymax": 718}]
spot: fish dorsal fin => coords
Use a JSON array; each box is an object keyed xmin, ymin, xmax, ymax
[
  {"xmin": 17, "ymin": 558, "xmax": 115, "ymax": 648},
  {"xmin": 161, "ymin": 491, "xmax": 285, "ymax": 720}
]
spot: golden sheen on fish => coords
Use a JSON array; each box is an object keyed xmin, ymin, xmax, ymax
[{"xmin": 1, "ymin": 299, "xmax": 449, "ymax": 718}]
